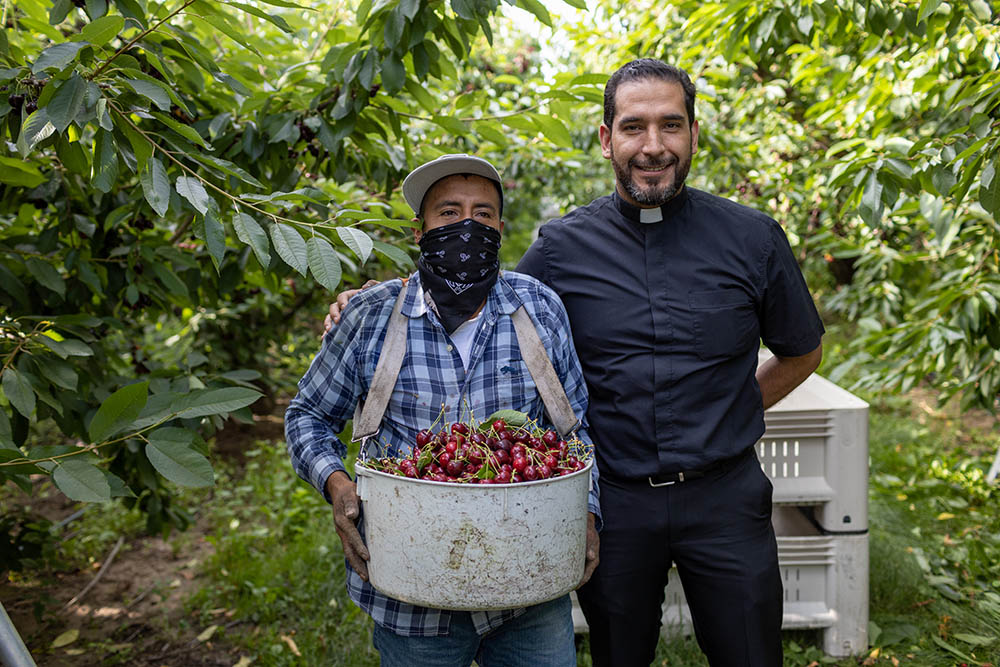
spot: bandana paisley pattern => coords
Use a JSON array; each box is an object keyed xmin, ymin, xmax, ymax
[{"xmin": 417, "ymin": 219, "xmax": 501, "ymax": 333}]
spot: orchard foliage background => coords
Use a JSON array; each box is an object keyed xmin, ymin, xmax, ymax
[{"xmin": 1, "ymin": 0, "xmax": 998, "ymax": 533}]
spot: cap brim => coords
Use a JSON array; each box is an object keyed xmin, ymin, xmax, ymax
[{"xmin": 402, "ymin": 154, "xmax": 502, "ymax": 215}]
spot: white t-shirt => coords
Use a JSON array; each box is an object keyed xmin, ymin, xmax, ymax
[{"xmin": 449, "ymin": 314, "xmax": 480, "ymax": 370}]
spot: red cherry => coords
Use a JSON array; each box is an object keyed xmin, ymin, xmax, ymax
[
  {"xmin": 510, "ymin": 444, "xmax": 525, "ymax": 458},
  {"xmin": 439, "ymin": 452, "xmax": 452, "ymax": 467},
  {"xmin": 416, "ymin": 429, "xmax": 433, "ymax": 447},
  {"xmin": 451, "ymin": 422, "xmax": 469, "ymax": 436},
  {"xmin": 523, "ymin": 465, "xmax": 538, "ymax": 481},
  {"xmin": 513, "ymin": 430, "xmax": 530, "ymax": 443},
  {"xmin": 498, "ymin": 438, "xmax": 513, "ymax": 452},
  {"xmin": 492, "ymin": 419, "xmax": 507, "ymax": 432},
  {"xmin": 537, "ymin": 464, "xmax": 551, "ymax": 479},
  {"xmin": 495, "ymin": 449, "xmax": 510, "ymax": 465},
  {"xmin": 445, "ymin": 441, "xmax": 458, "ymax": 455},
  {"xmin": 544, "ymin": 454, "xmax": 559, "ymax": 469},
  {"xmin": 542, "ymin": 430, "xmax": 559, "ymax": 447},
  {"xmin": 496, "ymin": 429, "xmax": 510, "ymax": 441},
  {"xmin": 512, "ymin": 456, "xmax": 527, "ymax": 473},
  {"xmin": 496, "ymin": 469, "xmax": 511, "ymax": 483},
  {"xmin": 511, "ymin": 473, "xmax": 523, "ymax": 483},
  {"xmin": 446, "ymin": 460, "xmax": 464, "ymax": 477}
]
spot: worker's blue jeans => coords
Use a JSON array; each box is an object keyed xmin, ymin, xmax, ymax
[{"xmin": 371, "ymin": 594, "xmax": 575, "ymax": 667}]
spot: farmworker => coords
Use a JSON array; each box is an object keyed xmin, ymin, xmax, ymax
[
  {"xmin": 327, "ymin": 59, "xmax": 825, "ymax": 666},
  {"xmin": 285, "ymin": 154, "xmax": 600, "ymax": 667}
]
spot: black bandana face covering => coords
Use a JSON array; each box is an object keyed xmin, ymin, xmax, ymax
[{"xmin": 417, "ymin": 219, "xmax": 501, "ymax": 334}]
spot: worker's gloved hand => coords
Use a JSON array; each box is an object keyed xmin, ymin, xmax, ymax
[{"xmin": 326, "ymin": 471, "xmax": 370, "ymax": 580}]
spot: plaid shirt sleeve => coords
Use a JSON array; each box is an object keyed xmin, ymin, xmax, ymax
[{"xmin": 284, "ymin": 294, "xmax": 376, "ymax": 502}]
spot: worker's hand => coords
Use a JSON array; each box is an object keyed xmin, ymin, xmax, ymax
[
  {"xmin": 323, "ymin": 280, "xmax": 381, "ymax": 334},
  {"xmin": 326, "ymin": 471, "xmax": 370, "ymax": 581},
  {"xmin": 578, "ymin": 512, "xmax": 600, "ymax": 587}
]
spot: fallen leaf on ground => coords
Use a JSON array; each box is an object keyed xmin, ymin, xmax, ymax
[
  {"xmin": 280, "ymin": 634, "xmax": 301, "ymax": 657},
  {"xmin": 197, "ymin": 624, "xmax": 219, "ymax": 642},
  {"xmin": 51, "ymin": 629, "xmax": 79, "ymax": 648}
]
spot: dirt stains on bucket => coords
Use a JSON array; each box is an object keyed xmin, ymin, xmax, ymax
[{"xmin": 447, "ymin": 521, "xmax": 487, "ymax": 570}]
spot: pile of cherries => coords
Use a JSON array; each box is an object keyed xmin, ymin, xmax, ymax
[{"xmin": 360, "ymin": 417, "xmax": 590, "ymax": 484}]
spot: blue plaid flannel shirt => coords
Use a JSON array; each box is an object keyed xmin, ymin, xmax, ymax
[{"xmin": 285, "ymin": 270, "xmax": 601, "ymax": 637}]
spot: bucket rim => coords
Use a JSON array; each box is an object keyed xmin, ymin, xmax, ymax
[{"xmin": 354, "ymin": 457, "xmax": 593, "ymax": 488}]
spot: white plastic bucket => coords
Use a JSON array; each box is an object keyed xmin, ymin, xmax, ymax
[{"xmin": 355, "ymin": 460, "xmax": 592, "ymax": 611}]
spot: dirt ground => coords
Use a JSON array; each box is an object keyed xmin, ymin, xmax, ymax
[{"xmin": 0, "ymin": 411, "xmax": 288, "ymax": 667}]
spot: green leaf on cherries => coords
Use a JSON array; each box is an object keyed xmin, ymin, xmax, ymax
[
  {"xmin": 480, "ymin": 409, "xmax": 528, "ymax": 431},
  {"xmin": 416, "ymin": 448, "xmax": 433, "ymax": 472}
]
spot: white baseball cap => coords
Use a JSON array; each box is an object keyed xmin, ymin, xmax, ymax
[{"xmin": 401, "ymin": 154, "xmax": 503, "ymax": 216}]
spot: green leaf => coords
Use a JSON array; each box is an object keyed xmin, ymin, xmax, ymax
[
  {"xmin": 32, "ymin": 42, "xmax": 89, "ymax": 73},
  {"xmin": 91, "ymin": 128, "xmax": 119, "ymax": 193},
  {"xmin": 151, "ymin": 111, "xmax": 211, "ymax": 148},
  {"xmin": 979, "ymin": 159, "xmax": 1000, "ymax": 214},
  {"xmin": 171, "ymin": 387, "xmax": 262, "ymax": 418},
  {"xmin": 37, "ymin": 337, "xmax": 93, "ymax": 357},
  {"xmin": 25, "ymin": 258, "xmax": 66, "ymax": 298},
  {"xmin": 176, "ymin": 175, "xmax": 213, "ymax": 215},
  {"xmin": 17, "ymin": 108, "xmax": 57, "ymax": 157},
  {"xmin": 53, "ymin": 459, "xmax": 111, "ymax": 502},
  {"xmin": 204, "ymin": 211, "xmax": 227, "ymax": 270},
  {"xmin": 337, "ymin": 226, "xmax": 373, "ymax": 264},
  {"xmin": 223, "ymin": 1, "xmax": 294, "ymax": 32},
  {"xmin": 140, "ymin": 157, "xmax": 170, "ymax": 217},
  {"xmin": 124, "ymin": 78, "xmax": 171, "ymax": 111},
  {"xmin": 0, "ymin": 409, "xmax": 13, "ymax": 449},
  {"xmin": 2, "ymin": 368, "xmax": 36, "ymax": 418},
  {"xmin": 516, "ymin": 0, "xmax": 552, "ymax": 26},
  {"xmin": 307, "ymin": 236, "xmax": 342, "ymax": 291},
  {"xmin": 50, "ymin": 0, "xmax": 73, "ymax": 24},
  {"xmin": 372, "ymin": 240, "xmax": 414, "ymax": 269},
  {"xmin": 381, "ymin": 52, "xmax": 405, "ymax": 93},
  {"xmin": 480, "ymin": 409, "xmax": 528, "ymax": 430},
  {"xmin": 917, "ymin": 0, "xmax": 943, "ymax": 21},
  {"xmin": 191, "ymin": 154, "xmax": 264, "ymax": 188},
  {"xmin": 78, "ymin": 15, "xmax": 124, "ymax": 46},
  {"xmin": 35, "ymin": 357, "xmax": 79, "ymax": 391},
  {"xmin": 88, "ymin": 381, "xmax": 149, "ymax": 443},
  {"xmin": 151, "ymin": 262, "xmax": 189, "ymax": 300},
  {"xmin": 46, "ymin": 73, "xmax": 87, "ymax": 133},
  {"xmin": 271, "ymin": 223, "xmax": 308, "ymax": 276},
  {"xmin": 56, "ymin": 134, "xmax": 90, "ymax": 175},
  {"xmin": 530, "ymin": 112, "xmax": 573, "ymax": 147},
  {"xmin": 233, "ymin": 213, "xmax": 271, "ymax": 266},
  {"xmin": 858, "ymin": 169, "xmax": 884, "ymax": 227},
  {"xmin": 146, "ymin": 428, "xmax": 214, "ymax": 487},
  {"xmin": 0, "ymin": 156, "xmax": 46, "ymax": 188},
  {"xmin": 561, "ymin": 0, "xmax": 587, "ymax": 8}
]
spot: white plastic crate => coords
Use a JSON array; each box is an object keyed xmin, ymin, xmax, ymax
[
  {"xmin": 758, "ymin": 350, "xmax": 869, "ymax": 532},
  {"xmin": 570, "ymin": 508, "xmax": 869, "ymax": 657}
]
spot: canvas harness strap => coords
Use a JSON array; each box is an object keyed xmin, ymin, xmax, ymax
[{"xmin": 351, "ymin": 280, "xmax": 580, "ymax": 458}]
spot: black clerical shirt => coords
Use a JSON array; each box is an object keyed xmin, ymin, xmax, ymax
[{"xmin": 516, "ymin": 187, "xmax": 825, "ymax": 479}]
